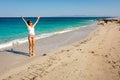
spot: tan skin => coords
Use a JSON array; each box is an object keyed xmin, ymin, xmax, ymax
[{"xmin": 22, "ymin": 16, "xmax": 40, "ymax": 57}]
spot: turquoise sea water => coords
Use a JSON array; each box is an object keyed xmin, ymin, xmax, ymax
[{"xmin": 0, "ymin": 17, "xmax": 100, "ymax": 48}]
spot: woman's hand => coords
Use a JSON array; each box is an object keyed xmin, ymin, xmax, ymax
[
  {"xmin": 21, "ymin": 16, "xmax": 24, "ymax": 18},
  {"xmin": 33, "ymin": 16, "xmax": 40, "ymax": 27},
  {"xmin": 21, "ymin": 16, "xmax": 29, "ymax": 27},
  {"xmin": 38, "ymin": 16, "xmax": 40, "ymax": 19}
]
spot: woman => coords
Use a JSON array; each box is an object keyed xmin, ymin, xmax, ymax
[{"xmin": 22, "ymin": 16, "xmax": 40, "ymax": 57}]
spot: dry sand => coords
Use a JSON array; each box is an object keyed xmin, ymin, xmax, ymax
[{"xmin": 1, "ymin": 19, "xmax": 120, "ymax": 80}]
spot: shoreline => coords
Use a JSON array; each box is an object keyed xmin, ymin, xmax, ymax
[
  {"xmin": 0, "ymin": 23, "xmax": 97, "ymax": 79},
  {"xmin": 0, "ymin": 23, "xmax": 95, "ymax": 49}
]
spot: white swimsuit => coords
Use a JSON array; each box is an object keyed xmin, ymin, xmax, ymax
[{"xmin": 27, "ymin": 26, "xmax": 35, "ymax": 35}]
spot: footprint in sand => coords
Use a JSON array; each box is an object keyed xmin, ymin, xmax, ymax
[
  {"xmin": 32, "ymin": 76, "xmax": 40, "ymax": 80},
  {"xmin": 66, "ymin": 49, "xmax": 70, "ymax": 52},
  {"xmin": 89, "ymin": 51, "xmax": 99, "ymax": 56},
  {"xmin": 90, "ymin": 51, "xmax": 95, "ymax": 54},
  {"xmin": 112, "ymin": 65, "xmax": 116, "ymax": 69},
  {"xmin": 104, "ymin": 55, "xmax": 108, "ymax": 58},
  {"xmin": 57, "ymin": 49, "xmax": 70, "ymax": 54},
  {"xmin": 118, "ymin": 71, "xmax": 120, "ymax": 77},
  {"xmin": 76, "ymin": 48, "xmax": 82, "ymax": 51},
  {"xmin": 61, "ymin": 50, "xmax": 65, "ymax": 53},
  {"xmin": 107, "ymin": 60, "xmax": 120, "ymax": 69},
  {"xmin": 112, "ymin": 61, "xmax": 116, "ymax": 64},
  {"xmin": 73, "ymin": 44, "xmax": 80, "ymax": 47},
  {"xmin": 107, "ymin": 61, "xmax": 111, "ymax": 64},
  {"xmin": 61, "ymin": 49, "xmax": 70, "ymax": 52},
  {"xmin": 43, "ymin": 54, "xmax": 47, "ymax": 56}
]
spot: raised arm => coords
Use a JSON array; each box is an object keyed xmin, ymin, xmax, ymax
[
  {"xmin": 33, "ymin": 16, "xmax": 40, "ymax": 27},
  {"xmin": 22, "ymin": 16, "xmax": 29, "ymax": 27}
]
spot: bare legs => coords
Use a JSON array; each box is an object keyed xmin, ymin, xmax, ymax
[{"xmin": 28, "ymin": 35, "xmax": 35, "ymax": 57}]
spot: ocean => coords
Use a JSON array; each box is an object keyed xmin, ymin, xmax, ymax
[{"xmin": 0, "ymin": 17, "xmax": 100, "ymax": 49}]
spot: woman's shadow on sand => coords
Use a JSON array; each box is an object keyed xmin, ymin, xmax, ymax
[{"xmin": 4, "ymin": 49, "xmax": 28, "ymax": 56}]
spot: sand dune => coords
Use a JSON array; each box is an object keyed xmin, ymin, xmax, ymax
[{"xmin": 1, "ymin": 18, "xmax": 120, "ymax": 80}]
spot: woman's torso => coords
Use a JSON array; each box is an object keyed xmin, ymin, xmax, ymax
[{"xmin": 27, "ymin": 26, "xmax": 35, "ymax": 35}]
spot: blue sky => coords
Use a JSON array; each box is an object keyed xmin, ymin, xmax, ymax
[{"xmin": 0, "ymin": 0, "xmax": 120, "ymax": 17}]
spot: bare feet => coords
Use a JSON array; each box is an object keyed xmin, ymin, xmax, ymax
[
  {"xmin": 29, "ymin": 52, "xmax": 35, "ymax": 57},
  {"xmin": 29, "ymin": 53, "xmax": 32, "ymax": 57},
  {"xmin": 31, "ymin": 53, "xmax": 35, "ymax": 56}
]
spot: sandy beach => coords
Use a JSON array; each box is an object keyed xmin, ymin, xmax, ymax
[{"xmin": 0, "ymin": 18, "xmax": 120, "ymax": 80}]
